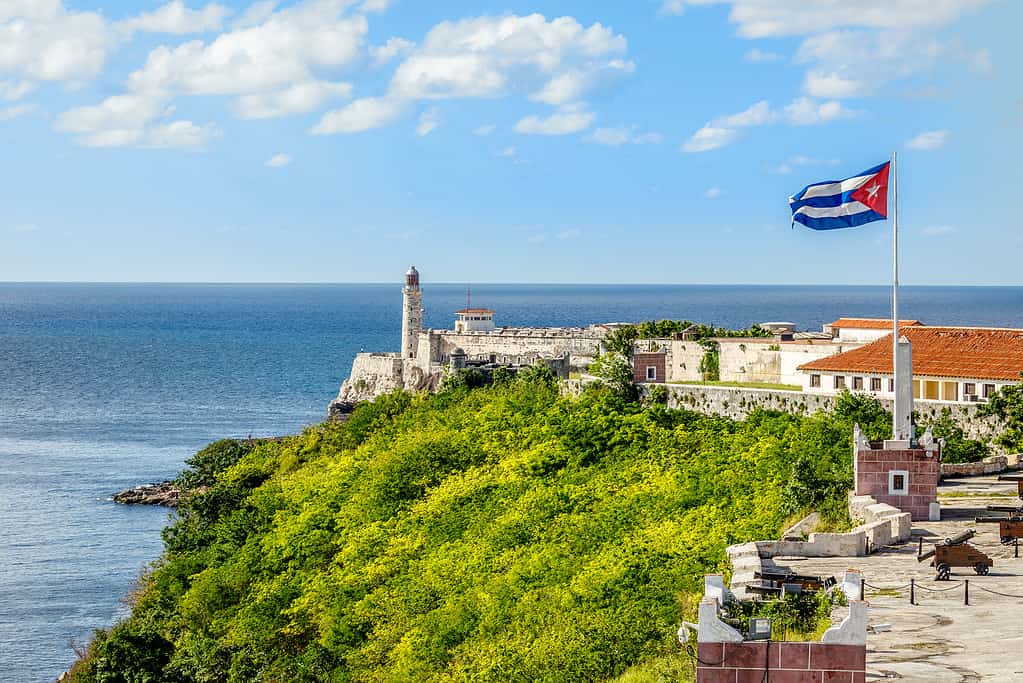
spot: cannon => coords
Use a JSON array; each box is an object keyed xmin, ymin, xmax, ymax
[
  {"xmin": 748, "ymin": 570, "xmax": 836, "ymax": 596},
  {"xmin": 998, "ymin": 475, "xmax": 1023, "ymax": 500},
  {"xmin": 976, "ymin": 515, "xmax": 1023, "ymax": 545},
  {"xmin": 917, "ymin": 529, "xmax": 993, "ymax": 580}
]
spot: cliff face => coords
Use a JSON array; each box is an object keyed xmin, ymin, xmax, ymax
[{"xmin": 328, "ymin": 353, "xmax": 444, "ymax": 419}]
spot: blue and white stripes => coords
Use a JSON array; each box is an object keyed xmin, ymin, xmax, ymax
[{"xmin": 789, "ymin": 161, "xmax": 890, "ymax": 230}]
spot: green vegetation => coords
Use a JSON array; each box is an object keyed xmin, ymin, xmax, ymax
[
  {"xmin": 669, "ymin": 380, "xmax": 803, "ymax": 392},
  {"xmin": 69, "ymin": 375, "xmax": 863, "ymax": 683},
  {"xmin": 919, "ymin": 407, "xmax": 990, "ymax": 464},
  {"xmin": 634, "ymin": 320, "xmax": 773, "ymax": 340},
  {"xmin": 978, "ymin": 377, "xmax": 1023, "ymax": 454}
]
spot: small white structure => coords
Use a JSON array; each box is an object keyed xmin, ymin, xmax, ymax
[
  {"xmin": 454, "ymin": 308, "xmax": 496, "ymax": 333},
  {"xmin": 823, "ymin": 318, "xmax": 924, "ymax": 344}
]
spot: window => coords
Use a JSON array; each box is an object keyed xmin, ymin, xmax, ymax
[
  {"xmin": 852, "ymin": 376, "xmax": 864, "ymax": 391},
  {"xmin": 984, "ymin": 384, "xmax": 996, "ymax": 398},
  {"xmin": 646, "ymin": 366, "xmax": 657, "ymax": 381},
  {"xmin": 834, "ymin": 375, "xmax": 846, "ymax": 389},
  {"xmin": 889, "ymin": 470, "xmax": 909, "ymax": 496},
  {"xmin": 810, "ymin": 374, "xmax": 821, "ymax": 388},
  {"xmin": 964, "ymin": 382, "xmax": 976, "ymax": 396},
  {"xmin": 888, "ymin": 378, "xmax": 895, "ymax": 392},
  {"xmin": 870, "ymin": 377, "xmax": 882, "ymax": 392}
]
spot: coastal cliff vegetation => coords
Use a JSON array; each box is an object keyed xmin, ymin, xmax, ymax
[{"xmin": 70, "ymin": 370, "xmax": 885, "ymax": 683}]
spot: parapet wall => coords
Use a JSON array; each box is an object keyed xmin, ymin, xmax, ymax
[
  {"xmin": 697, "ymin": 641, "xmax": 866, "ymax": 683},
  {"xmin": 425, "ymin": 329, "xmax": 602, "ymax": 370},
  {"xmin": 651, "ymin": 383, "xmax": 998, "ymax": 442}
]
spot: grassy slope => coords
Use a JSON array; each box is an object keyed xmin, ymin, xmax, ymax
[{"xmin": 70, "ymin": 374, "xmax": 869, "ymax": 683}]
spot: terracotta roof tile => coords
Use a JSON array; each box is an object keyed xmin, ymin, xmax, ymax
[
  {"xmin": 799, "ymin": 327, "xmax": 1023, "ymax": 381},
  {"xmin": 827, "ymin": 318, "xmax": 924, "ymax": 330}
]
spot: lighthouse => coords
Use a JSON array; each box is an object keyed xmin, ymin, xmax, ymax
[{"xmin": 401, "ymin": 265, "xmax": 422, "ymax": 359}]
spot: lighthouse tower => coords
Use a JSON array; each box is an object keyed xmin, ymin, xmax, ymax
[{"xmin": 401, "ymin": 265, "xmax": 422, "ymax": 359}]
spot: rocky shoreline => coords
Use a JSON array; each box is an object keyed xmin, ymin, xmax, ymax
[{"xmin": 112, "ymin": 481, "xmax": 181, "ymax": 507}]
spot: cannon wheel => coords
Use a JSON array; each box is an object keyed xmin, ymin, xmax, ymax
[
  {"xmin": 945, "ymin": 538, "xmax": 953, "ymax": 545},
  {"xmin": 1001, "ymin": 536, "xmax": 1014, "ymax": 545},
  {"xmin": 975, "ymin": 563, "xmax": 990, "ymax": 576},
  {"xmin": 936, "ymin": 563, "xmax": 951, "ymax": 581}
]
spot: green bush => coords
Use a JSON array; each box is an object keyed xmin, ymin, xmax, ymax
[{"xmin": 74, "ymin": 376, "xmax": 857, "ymax": 682}]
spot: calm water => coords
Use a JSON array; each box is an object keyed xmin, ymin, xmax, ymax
[{"xmin": 1, "ymin": 282, "xmax": 1020, "ymax": 681}]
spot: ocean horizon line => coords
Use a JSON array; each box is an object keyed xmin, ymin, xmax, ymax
[{"xmin": 2, "ymin": 281, "xmax": 1022, "ymax": 288}]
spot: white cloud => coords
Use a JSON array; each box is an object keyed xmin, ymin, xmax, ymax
[
  {"xmin": 416, "ymin": 107, "xmax": 440, "ymax": 136},
  {"xmin": 359, "ymin": 0, "xmax": 391, "ymax": 13},
  {"xmin": 921, "ymin": 224, "xmax": 957, "ymax": 236},
  {"xmin": 311, "ymin": 13, "xmax": 631, "ymax": 136},
  {"xmin": 370, "ymin": 37, "xmax": 415, "ymax": 66},
  {"xmin": 803, "ymin": 70, "xmax": 869, "ymax": 98},
  {"xmin": 782, "ymin": 97, "xmax": 853, "ymax": 125},
  {"xmin": 515, "ymin": 105, "xmax": 595, "ymax": 135},
  {"xmin": 233, "ymin": 80, "xmax": 352, "ymax": 119},
  {"xmin": 0, "ymin": 2, "xmax": 120, "ymax": 83},
  {"xmin": 789, "ymin": 155, "xmax": 839, "ymax": 166},
  {"xmin": 125, "ymin": 7, "xmax": 367, "ymax": 96},
  {"xmin": 0, "ymin": 103, "xmax": 36, "ymax": 121},
  {"xmin": 121, "ymin": 1, "xmax": 231, "ymax": 35},
  {"xmin": 682, "ymin": 124, "xmax": 738, "ymax": 153},
  {"xmin": 0, "ymin": 81, "xmax": 34, "ymax": 101},
  {"xmin": 658, "ymin": 0, "xmax": 685, "ymax": 17},
  {"xmin": 685, "ymin": 98, "xmax": 854, "ymax": 152},
  {"xmin": 311, "ymin": 96, "xmax": 405, "ymax": 134},
  {"xmin": 557, "ymin": 228, "xmax": 581, "ymax": 239},
  {"xmin": 704, "ymin": 187, "xmax": 723, "ymax": 199},
  {"xmin": 498, "ymin": 146, "xmax": 516, "ymax": 158},
  {"xmin": 770, "ymin": 163, "xmax": 792, "ymax": 175},
  {"xmin": 265, "ymin": 153, "xmax": 292, "ymax": 167},
  {"xmin": 584, "ymin": 126, "xmax": 663, "ymax": 146},
  {"xmin": 474, "ymin": 124, "xmax": 496, "ymax": 136},
  {"xmin": 54, "ymin": 92, "xmax": 217, "ymax": 148},
  {"xmin": 527, "ymin": 233, "xmax": 548, "ymax": 244},
  {"xmin": 906, "ymin": 129, "xmax": 949, "ymax": 150},
  {"xmin": 231, "ymin": 1, "xmax": 278, "ymax": 29},
  {"xmin": 715, "ymin": 99, "xmax": 772, "ymax": 127},
  {"xmin": 714, "ymin": 1, "xmax": 991, "ymax": 39},
  {"xmin": 745, "ymin": 48, "xmax": 782, "ymax": 62}
]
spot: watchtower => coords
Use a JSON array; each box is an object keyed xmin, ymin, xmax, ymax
[{"xmin": 401, "ymin": 266, "xmax": 422, "ymax": 359}]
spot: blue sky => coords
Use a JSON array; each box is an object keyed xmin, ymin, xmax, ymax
[{"xmin": 1, "ymin": 0, "xmax": 1019, "ymax": 284}]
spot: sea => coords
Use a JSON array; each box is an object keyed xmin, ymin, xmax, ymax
[{"xmin": 1, "ymin": 282, "xmax": 1021, "ymax": 682}]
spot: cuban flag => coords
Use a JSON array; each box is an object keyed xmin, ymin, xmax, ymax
[{"xmin": 789, "ymin": 161, "xmax": 890, "ymax": 230}]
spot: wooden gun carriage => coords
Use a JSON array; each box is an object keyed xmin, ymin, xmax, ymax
[
  {"xmin": 746, "ymin": 570, "xmax": 836, "ymax": 596},
  {"xmin": 917, "ymin": 529, "xmax": 992, "ymax": 580},
  {"xmin": 976, "ymin": 515, "xmax": 1023, "ymax": 545}
]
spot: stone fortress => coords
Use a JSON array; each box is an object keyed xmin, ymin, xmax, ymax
[
  {"xmin": 329, "ymin": 267, "xmax": 1023, "ymax": 442},
  {"xmin": 328, "ymin": 266, "xmax": 609, "ymax": 418}
]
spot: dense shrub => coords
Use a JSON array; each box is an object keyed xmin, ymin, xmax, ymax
[{"xmin": 71, "ymin": 377, "xmax": 856, "ymax": 683}]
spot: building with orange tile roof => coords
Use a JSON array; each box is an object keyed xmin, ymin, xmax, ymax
[
  {"xmin": 823, "ymin": 318, "xmax": 925, "ymax": 343},
  {"xmin": 798, "ymin": 326, "xmax": 1023, "ymax": 403}
]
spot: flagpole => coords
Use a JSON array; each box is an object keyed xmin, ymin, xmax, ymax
[{"xmin": 892, "ymin": 150, "xmax": 900, "ymax": 438}]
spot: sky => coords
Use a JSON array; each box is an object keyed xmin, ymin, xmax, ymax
[{"xmin": 0, "ymin": 0, "xmax": 1020, "ymax": 285}]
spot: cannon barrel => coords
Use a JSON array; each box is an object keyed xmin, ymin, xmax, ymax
[
  {"xmin": 754, "ymin": 570, "xmax": 826, "ymax": 583},
  {"xmin": 976, "ymin": 515, "xmax": 1017, "ymax": 523},
  {"xmin": 918, "ymin": 529, "xmax": 976, "ymax": 562},
  {"xmin": 987, "ymin": 505, "xmax": 1023, "ymax": 513}
]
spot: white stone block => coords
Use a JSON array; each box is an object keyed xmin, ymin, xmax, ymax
[
  {"xmin": 929, "ymin": 502, "xmax": 941, "ymax": 522},
  {"xmin": 841, "ymin": 569, "xmax": 863, "ymax": 603},
  {"xmin": 697, "ymin": 600, "xmax": 743, "ymax": 644},
  {"xmin": 822, "ymin": 600, "xmax": 867, "ymax": 645}
]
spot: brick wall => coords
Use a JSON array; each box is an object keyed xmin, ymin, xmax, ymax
[
  {"xmin": 855, "ymin": 448, "xmax": 939, "ymax": 521},
  {"xmin": 633, "ymin": 352, "xmax": 666, "ymax": 383},
  {"xmin": 697, "ymin": 641, "xmax": 865, "ymax": 683}
]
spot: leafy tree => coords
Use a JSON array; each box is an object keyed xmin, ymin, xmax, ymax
[
  {"xmin": 978, "ymin": 377, "xmax": 1023, "ymax": 453},
  {"xmin": 697, "ymin": 340, "xmax": 719, "ymax": 381},
  {"xmin": 589, "ymin": 352, "xmax": 637, "ymax": 400},
  {"xmin": 177, "ymin": 439, "xmax": 253, "ymax": 490},
  {"xmin": 603, "ymin": 325, "xmax": 639, "ymax": 357},
  {"xmin": 922, "ymin": 407, "xmax": 989, "ymax": 464},
  {"xmin": 832, "ymin": 390, "xmax": 891, "ymax": 441}
]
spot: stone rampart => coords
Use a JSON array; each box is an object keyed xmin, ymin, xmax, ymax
[
  {"xmin": 941, "ymin": 454, "xmax": 1022, "ymax": 477},
  {"xmin": 425, "ymin": 329, "xmax": 602, "ymax": 370},
  {"xmin": 649, "ymin": 383, "xmax": 999, "ymax": 442}
]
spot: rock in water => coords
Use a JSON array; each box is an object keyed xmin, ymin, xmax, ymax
[{"xmin": 112, "ymin": 481, "xmax": 181, "ymax": 507}]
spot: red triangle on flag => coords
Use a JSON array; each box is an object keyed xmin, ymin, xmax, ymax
[{"xmin": 850, "ymin": 161, "xmax": 890, "ymax": 217}]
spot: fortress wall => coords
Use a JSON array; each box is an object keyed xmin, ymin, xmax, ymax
[
  {"xmin": 645, "ymin": 383, "xmax": 999, "ymax": 442},
  {"xmin": 335, "ymin": 353, "xmax": 405, "ymax": 403},
  {"xmin": 667, "ymin": 340, "xmax": 705, "ymax": 382},
  {"xmin": 427, "ymin": 330, "xmax": 603, "ymax": 369}
]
